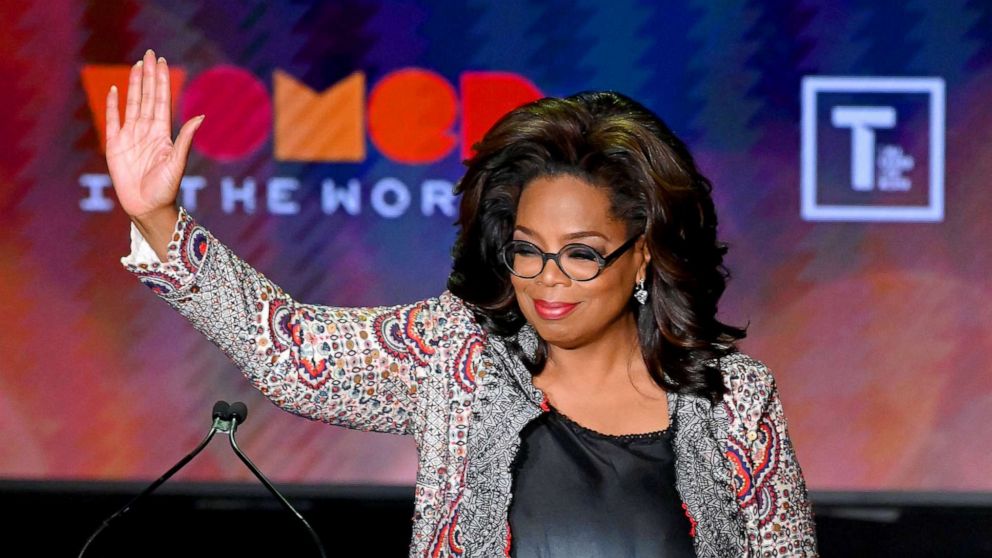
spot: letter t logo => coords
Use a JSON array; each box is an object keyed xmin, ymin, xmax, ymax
[{"xmin": 830, "ymin": 106, "xmax": 896, "ymax": 191}]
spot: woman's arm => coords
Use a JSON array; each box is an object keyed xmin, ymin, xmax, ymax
[
  {"xmin": 722, "ymin": 356, "xmax": 820, "ymax": 557},
  {"xmin": 121, "ymin": 206, "xmax": 482, "ymax": 435},
  {"xmin": 108, "ymin": 49, "xmax": 484, "ymax": 436}
]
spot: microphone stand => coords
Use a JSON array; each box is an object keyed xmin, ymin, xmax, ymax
[
  {"xmin": 226, "ymin": 403, "xmax": 327, "ymax": 558},
  {"xmin": 78, "ymin": 401, "xmax": 328, "ymax": 558}
]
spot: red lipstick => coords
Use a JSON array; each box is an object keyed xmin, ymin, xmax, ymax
[{"xmin": 533, "ymin": 299, "xmax": 579, "ymax": 320}]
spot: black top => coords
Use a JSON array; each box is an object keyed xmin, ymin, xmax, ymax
[{"xmin": 508, "ymin": 403, "xmax": 696, "ymax": 558}]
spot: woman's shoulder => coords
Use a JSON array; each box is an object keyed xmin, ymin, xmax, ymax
[
  {"xmin": 708, "ymin": 350, "xmax": 777, "ymax": 387},
  {"xmin": 425, "ymin": 289, "xmax": 486, "ymax": 336},
  {"xmin": 435, "ymin": 289, "xmax": 471, "ymax": 311},
  {"xmin": 434, "ymin": 289, "xmax": 478, "ymax": 318},
  {"xmin": 704, "ymin": 350, "xmax": 779, "ymax": 417}
]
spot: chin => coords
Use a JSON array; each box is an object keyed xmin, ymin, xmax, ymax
[{"xmin": 528, "ymin": 320, "xmax": 582, "ymax": 349}]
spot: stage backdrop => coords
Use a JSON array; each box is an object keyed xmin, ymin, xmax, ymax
[{"xmin": 1, "ymin": 0, "xmax": 990, "ymax": 492}]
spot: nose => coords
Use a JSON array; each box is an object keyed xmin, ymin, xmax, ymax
[{"xmin": 536, "ymin": 254, "xmax": 572, "ymax": 287}]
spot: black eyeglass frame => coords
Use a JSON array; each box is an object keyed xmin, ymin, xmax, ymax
[{"xmin": 499, "ymin": 233, "xmax": 642, "ymax": 282}]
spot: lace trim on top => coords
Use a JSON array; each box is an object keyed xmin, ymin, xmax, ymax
[{"xmin": 546, "ymin": 402, "xmax": 672, "ymax": 440}]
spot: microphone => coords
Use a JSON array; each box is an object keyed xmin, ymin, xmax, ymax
[
  {"xmin": 78, "ymin": 401, "xmax": 327, "ymax": 558},
  {"xmin": 228, "ymin": 401, "xmax": 247, "ymax": 424},
  {"xmin": 213, "ymin": 400, "xmax": 231, "ymax": 419}
]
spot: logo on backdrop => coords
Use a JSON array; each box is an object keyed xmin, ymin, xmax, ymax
[
  {"xmin": 79, "ymin": 64, "xmax": 543, "ymax": 218},
  {"xmin": 800, "ymin": 76, "xmax": 945, "ymax": 222}
]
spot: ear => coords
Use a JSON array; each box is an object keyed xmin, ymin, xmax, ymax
[{"xmin": 636, "ymin": 236, "xmax": 651, "ymax": 282}]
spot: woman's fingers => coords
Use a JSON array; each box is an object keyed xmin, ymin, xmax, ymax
[
  {"xmin": 138, "ymin": 49, "xmax": 156, "ymax": 124},
  {"xmin": 106, "ymin": 85, "xmax": 120, "ymax": 143},
  {"xmin": 171, "ymin": 114, "xmax": 206, "ymax": 168},
  {"xmin": 152, "ymin": 56, "xmax": 171, "ymax": 134},
  {"xmin": 124, "ymin": 60, "xmax": 142, "ymax": 126}
]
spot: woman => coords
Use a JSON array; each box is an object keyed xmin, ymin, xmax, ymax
[{"xmin": 108, "ymin": 49, "xmax": 819, "ymax": 557}]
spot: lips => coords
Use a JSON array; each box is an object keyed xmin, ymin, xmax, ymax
[{"xmin": 533, "ymin": 299, "xmax": 579, "ymax": 320}]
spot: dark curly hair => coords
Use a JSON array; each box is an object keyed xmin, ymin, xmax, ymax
[{"xmin": 446, "ymin": 90, "xmax": 747, "ymax": 404}]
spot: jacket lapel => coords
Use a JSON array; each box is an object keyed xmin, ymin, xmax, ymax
[
  {"xmin": 669, "ymin": 386, "xmax": 749, "ymax": 556},
  {"xmin": 460, "ymin": 329, "xmax": 542, "ymax": 556}
]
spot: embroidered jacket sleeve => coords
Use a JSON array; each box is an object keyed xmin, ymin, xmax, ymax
[
  {"xmin": 119, "ymin": 206, "xmax": 482, "ymax": 437},
  {"xmin": 723, "ymin": 355, "xmax": 820, "ymax": 557}
]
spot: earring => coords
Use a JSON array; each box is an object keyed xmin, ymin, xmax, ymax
[{"xmin": 634, "ymin": 277, "xmax": 648, "ymax": 305}]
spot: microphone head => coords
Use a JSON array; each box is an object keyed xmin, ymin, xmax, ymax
[
  {"xmin": 212, "ymin": 400, "xmax": 231, "ymax": 420},
  {"xmin": 229, "ymin": 401, "xmax": 248, "ymax": 424}
]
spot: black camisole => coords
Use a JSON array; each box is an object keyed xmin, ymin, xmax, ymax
[{"xmin": 507, "ymin": 402, "xmax": 697, "ymax": 557}]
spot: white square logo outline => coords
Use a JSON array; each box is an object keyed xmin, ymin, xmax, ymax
[{"xmin": 800, "ymin": 76, "xmax": 945, "ymax": 222}]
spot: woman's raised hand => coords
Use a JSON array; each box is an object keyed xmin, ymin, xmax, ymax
[{"xmin": 106, "ymin": 48, "xmax": 204, "ymax": 259}]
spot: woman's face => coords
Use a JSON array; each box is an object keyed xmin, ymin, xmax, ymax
[{"xmin": 509, "ymin": 173, "xmax": 649, "ymax": 350}]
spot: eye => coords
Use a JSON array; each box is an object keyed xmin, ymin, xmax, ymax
[
  {"xmin": 563, "ymin": 245, "xmax": 601, "ymax": 261},
  {"xmin": 510, "ymin": 242, "xmax": 542, "ymax": 257}
]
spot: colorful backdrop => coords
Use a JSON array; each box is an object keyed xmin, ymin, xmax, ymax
[{"xmin": 1, "ymin": 0, "xmax": 990, "ymax": 492}]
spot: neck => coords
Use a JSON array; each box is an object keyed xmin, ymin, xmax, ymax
[{"xmin": 542, "ymin": 310, "xmax": 645, "ymax": 389}]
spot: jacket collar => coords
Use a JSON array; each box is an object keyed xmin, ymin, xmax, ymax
[{"xmin": 501, "ymin": 323, "xmax": 546, "ymax": 403}]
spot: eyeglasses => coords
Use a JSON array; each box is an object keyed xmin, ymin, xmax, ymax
[{"xmin": 500, "ymin": 234, "xmax": 641, "ymax": 282}]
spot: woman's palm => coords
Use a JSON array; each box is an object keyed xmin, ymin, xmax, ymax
[{"xmin": 105, "ymin": 49, "xmax": 203, "ymax": 219}]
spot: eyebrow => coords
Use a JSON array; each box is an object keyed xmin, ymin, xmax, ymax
[{"xmin": 514, "ymin": 225, "xmax": 610, "ymax": 242}]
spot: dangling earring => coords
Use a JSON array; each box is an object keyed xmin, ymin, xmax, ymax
[{"xmin": 634, "ymin": 277, "xmax": 648, "ymax": 305}]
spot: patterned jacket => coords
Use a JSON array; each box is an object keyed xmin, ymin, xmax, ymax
[{"xmin": 121, "ymin": 207, "xmax": 820, "ymax": 557}]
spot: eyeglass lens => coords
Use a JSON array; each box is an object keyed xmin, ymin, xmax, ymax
[{"xmin": 505, "ymin": 242, "xmax": 603, "ymax": 280}]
